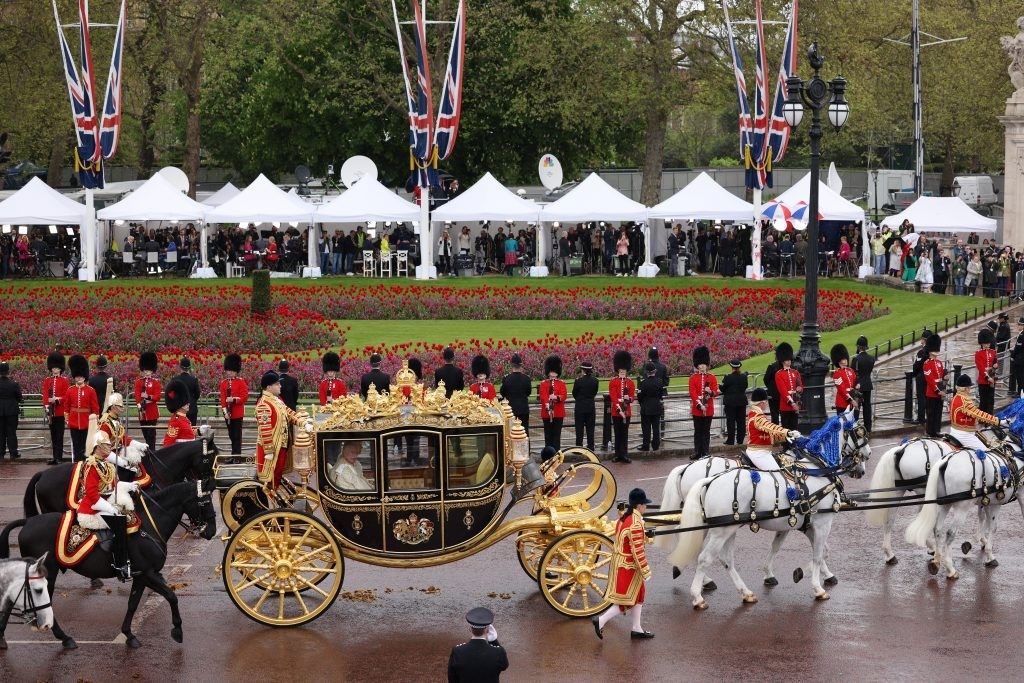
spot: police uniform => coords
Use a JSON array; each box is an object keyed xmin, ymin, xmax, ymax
[
  {"xmin": 688, "ymin": 346, "xmax": 719, "ymax": 459},
  {"xmin": 609, "ymin": 351, "xmax": 635, "ymax": 463},
  {"xmin": 638, "ymin": 363, "xmax": 663, "ymax": 452},
  {"xmin": 851, "ymin": 337, "xmax": 875, "ymax": 431},
  {"xmin": 43, "ymin": 352, "xmax": 69, "ymax": 464},
  {"xmin": 745, "ymin": 388, "xmax": 796, "ymax": 471},
  {"xmin": 774, "ymin": 343, "xmax": 802, "ymax": 430},
  {"xmin": 499, "ymin": 355, "xmax": 532, "ymax": 431},
  {"xmin": 63, "ymin": 354, "xmax": 100, "ymax": 462},
  {"xmin": 447, "ymin": 607, "xmax": 509, "ymax": 683},
  {"xmin": 319, "ymin": 352, "xmax": 348, "ymax": 405},
  {"xmin": 538, "ymin": 356, "xmax": 567, "ymax": 450},
  {"xmin": 174, "ymin": 357, "xmax": 201, "ymax": 426},
  {"xmin": 163, "ymin": 378, "xmax": 196, "ymax": 447},
  {"xmin": 1011, "ymin": 318, "xmax": 1024, "ymax": 396},
  {"xmin": 278, "ymin": 359, "xmax": 300, "ymax": 412},
  {"xmin": 220, "ymin": 354, "xmax": 250, "ymax": 455},
  {"xmin": 721, "ymin": 360, "xmax": 748, "ymax": 445},
  {"xmin": 830, "ymin": 344, "xmax": 858, "ymax": 415},
  {"xmin": 134, "ymin": 352, "xmax": 162, "ymax": 452},
  {"xmin": 949, "ymin": 374, "xmax": 1001, "ymax": 453},
  {"xmin": 572, "ymin": 362, "xmax": 599, "ymax": 450},
  {"xmin": 469, "ymin": 355, "xmax": 497, "ymax": 399},
  {"xmin": 87, "ymin": 355, "xmax": 112, "ymax": 418},
  {"xmin": 976, "ymin": 329, "xmax": 998, "ymax": 414},
  {"xmin": 593, "ymin": 488, "xmax": 654, "ymax": 640},
  {"xmin": 922, "ymin": 334, "xmax": 945, "ymax": 437},
  {"xmin": 912, "ymin": 332, "xmax": 932, "ymax": 424}
]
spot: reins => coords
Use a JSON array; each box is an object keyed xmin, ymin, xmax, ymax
[{"xmin": 8, "ymin": 562, "xmax": 51, "ymax": 627}]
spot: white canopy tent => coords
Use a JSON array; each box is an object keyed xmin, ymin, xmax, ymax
[
  {"xmin": 315, "ymin": 178, "xmax": 420, "ymax": 223},
  {"xmin": 97, "ymin": 173, "xmax": 208, "ymax": 222},
  {"xmin": 0, "ymin": 176, "xmax": 86, "ymax": 225},
  {"xmin": 201, "ymin": 182, "xmax": 241, "ymax": 207},
  {"xmin": 541, "ymin": 173, "xmax": 649, "ymax": 276},
  {"xmin": 880, "ymin": 196, "xmax": 997, "ymax": 233},
  {"xmin": 647, "ymin": 172, "xmax": 755, "ymax": 258},
  {"xmin": 774, "ymin": 172, "xmax": 868, "ymax": 271}
]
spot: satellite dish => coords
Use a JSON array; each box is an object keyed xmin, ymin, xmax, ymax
[
  {"xmin": 538, "ymin": 154, "xmax": 563, "ymax": 191},
  {"xmin": 157, "ymin": 166, "xmax": 189, "ymax": 193},
  {"xmin": 341, "ymin": 156, "xmax": 378, "ymax": 188}
]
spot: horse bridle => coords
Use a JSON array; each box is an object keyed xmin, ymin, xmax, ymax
[
  {"xmin": 144, "ymin": 437, "xmax": 214, "ymax": 489},
  {"xmin": 135, "ymin": 481, "xmax": 213, "ymax": 550},
  {"xmin": 791, "ymin": 423, "xmax": 869, "ymax": 478},
  {"xmin": 10, "ymin": 563, "xmax": 50, "ymax": 628}
]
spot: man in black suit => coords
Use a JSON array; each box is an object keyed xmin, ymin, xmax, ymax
[
  {"xmin": 499, "ymin": 354, "xmax": 531, "ymax": 431},
  {"xmin": 646, "ymin": 346, "xmax": 669, "ymax": 434},
  {"xmin": 359, "ymin": 354, "xmax": 391, "ymax": 398},
  {"xmin": 175, "ymin": 356, "xmax": 201, "ymax": 426},
  {"xmin": 571, "ymin": 361, "xmax": 598, "ymax": 450},
  {"xmin": 434, "ymin": 347, "xmax": 465, "ymax": 398},
  {"xmin": 912, "ymin": 331, "xmax": 932, "ymax": 424},
  {"xmin": 277, "ymin": 359, "xmax": 300, "ymax": 411},
  {"xmin": 88, "ymin": 355, "xmax": 112, "ymax": 412},
  {"xmin": 448, "ymin": 607, "xmax": 509, "ymax": 683},
  {"xmin": 637, "ymin": 362, "xmax": 663, "ymax": 451},
  {"xmin": 0, "ymin": 363, "xmax": 23, "ymax": 459},
  {"xmin": 763, "ymin": 359, "xmax": 780, "ymax": 424},
  {"xmin": 721, "ymin": 359, "xmax": 748, "ymax": 445},
  {"xmin": 851, "ymin": 336, "xmax": 875, "ymax": 431}
]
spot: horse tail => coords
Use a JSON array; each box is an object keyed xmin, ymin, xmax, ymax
[
  {"xmin": 668, "ymin": 476, "xmax": 712, "ymax": 569},
  {"xmin": 0, "ymin": 519, "xmax": 26, "ymax": 559},
  {"xmin": 865, "ymin": 447, "xmax": 899, "ymax": 527},
  {"xmin": 653, "ymin": 465, "xmax": 687, "ymax": 551},
  {"xmin": 23, "ymin": 471, "xmax": 42, "ymax": 518},
  {"xmin": 905, "ymin": 455, "xmax": 945, "ymax": 548}
]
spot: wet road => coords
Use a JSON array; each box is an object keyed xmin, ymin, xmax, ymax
[{"xmin": 2, "ymin": 437, "xmax": 1023, "ymax": 682}]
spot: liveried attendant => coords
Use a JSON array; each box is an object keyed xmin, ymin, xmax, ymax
[
  {"xmin": 745, "ymin": 388, "xmax": 801, "ymax": 472},
  {"xmin": 255, "ymin": 371, "xmax": 311, "ymax": 490},
  {"xmin": 948, "ymin": 374, "xmax": 1005, "ymax": 453},
  {"xmin": 592, "ymin": 488, "xmax": 655, "ymax": 641}
]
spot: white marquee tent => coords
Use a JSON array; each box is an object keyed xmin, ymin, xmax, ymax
[
  {"xmin": 0, "ymin": 177, "xmax": 86, "ymax": 225},
  {"xmin": 647, "ymin": 172, "xmax": 754, "ymax": 222},
  {"xmin": 97, "ymin": 173, "xmax": 208, "ymax": 222},
  {"xmin": 432, "ymin": 172, "xmax": 541, "ymax": 223},
  {"xmin": 315, "ymin": 178, "xmax": 420, "ymax": 223},
  {"xmin": 201, "ymin": 182, "xmax": 241, "ymax": 207},
  {"xmin": 774, "ymin": 173, "xmax": 865, "ymax": 223},
  {"xmin": 880, "ymin": 196, "xmax": 997, "ymax": 233}
]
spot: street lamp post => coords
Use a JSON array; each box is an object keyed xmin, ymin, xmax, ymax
[{"xmin": 783, "ymin": 42, "xmax": 850, "ymax": 431}]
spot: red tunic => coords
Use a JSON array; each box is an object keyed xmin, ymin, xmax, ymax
[
  {"xmin": 43, "ymin": 376, "xmax": 70, "ymax": 417},
  {"xmin": 976, "ymin": 349, "xmax": 997, "ymax": 386},
  {"xmin": 688, "ymin": 371, "xmax": 719, "ymax": 417},
  {"xmin": 163, "ymin": 411, "xmax": 195, "ymax": 447},
  {"xmin": 318, "ymin": 377, "xmax": 348, "ymax": 405},
  {"xmin": 776, "ymin": 367, "xmax": 803, "ymax": 413},
  {"xmin": 747, "ymin": 407, "xmax": 789, "ymax": 447},
  {"xmin": 607, "ymin": 511, "xmax": 649, "ymax": 608},
  {"xmin": 77, "ymin": 460, "xmax": 115, "ymax": 516},
  {"xmin": 609, "ymin": 376, "xmax": 635, "ymax": 419},
  {"xmin": 538, "ymin": 379, "xmax": 567, "ymax": 419},
  {"xmin": 923, "ymin": 358, "xmax": 945, "ymax": 398},
  {"xmin": 220, "ymin": 377, "xmax": 250, "ymax": 419},
  {"xmin": 949, "ymin": 392, "xmax": 998, "ymax": 431},
  {"xmin": 134, "ymin": 377, "xmax": 162, "ymax": 421},
  {"xmin": 470, "ymin": 381, "xmax": 497, "ymax": 400},
  {"xmin": 99, "ymin": 417, "xmax": 133, "ymax": 450},
  {"xmin": 63, "ymin": 384, "xmax": 100, "ymax": 430},
  {"xmin": 255, "ymin": 391, "xmax": 300, "ymax": 487},
  {"xmin": 832, "ymin": 367, "xmax": 858, "ymax": 409}
]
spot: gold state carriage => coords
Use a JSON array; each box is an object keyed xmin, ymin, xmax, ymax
[{"xmin": 214, "ymin": 363, "xmax": 619, "ymax": 627}]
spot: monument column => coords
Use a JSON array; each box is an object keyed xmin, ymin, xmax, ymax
[{"xmin": 1000, "ymin": 18, "xmax": 1024, "ymax": 247}]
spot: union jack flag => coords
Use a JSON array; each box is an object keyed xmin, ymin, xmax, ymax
[
  {"xmin": 766, "ymin": 0, "xmax": 798, "ymax": 165},
  {"xmin": 722, "ymin": 0, "xmax": 752, "ymax": 166},
  {"xmin": 99, "ymin": 0, "xmax": 127, "ymax": 159},
  {"xmin": 751, "ymin": 0, "xmax": 771, "ymax": 190},
  {"xmin": 433, "ymin": 0, "xmax": 466, "ymax": 161},
  {"xmin": 54, "ymin": 0, "xmax": 98, "ymax": 164},
  {"xmin": 409, "ymin": 0, "xmax": 434, "ymax": 162}
]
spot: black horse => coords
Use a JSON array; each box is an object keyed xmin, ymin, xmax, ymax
[
  {"xmin": 0, "ymin": 480, "xmax": 217, "ymax": 649},
  {"xmin": 23, "ymin": 434, "xmax": 217, "ymax": 518}
]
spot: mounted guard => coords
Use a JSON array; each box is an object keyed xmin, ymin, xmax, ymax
[
  {"xmin": 745, "ymin": 388, "xmax": 800, "ymax": 471},
  {"xmin": 98, "ymin": 392, "xmax": 148, "ymax": 486}
]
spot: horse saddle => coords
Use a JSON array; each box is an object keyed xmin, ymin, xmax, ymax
[
  {"xmin": 942, "ymin": 434, "xmax": 966, "ymax": 449},
  {"xmin": 56, "ymin": 512, "xmax": 99, "ymax": 568}
]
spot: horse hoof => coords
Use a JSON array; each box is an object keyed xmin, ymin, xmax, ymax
[
  {"xmin": 985, "ymin": 559, "xmax": 999, "ymax": 568},
  {"xmin": 885, "ymin": 555, "xmax": 899, "ymax": 566},
  {"xmin": 961, "ymin": 541, "xmax": 972, "ymax": 555},
  {"xmin": 693, "ymin": 600, "xmax": 708, "ymax": 611},
  {"xmin": 126, "ymin": 635, "xmax": 142, "ymax": 649},
  {"xmin": 824, "ymin": 575, "xmax": 838, "ymax": 587},
  {"xmin": 62, "ymin": 638, "xmax": 77, "ymax": 650},
  {"xmin": 815, "ymin": 591, "xmax": 830, "ymax": 601},
  {"xmin": 927, "ymin": 560, "xmax": 939, "ymax": 576},
  {"xmin": 793, "ymin": 568, "xmax": 804, "ymax": 584},
  {"xmin": 172, "ymin": 627, "xmax": 183, "ymax": 643},
  {"xmin": 947, "ymin": 572, "xmax": 959, "ymax": 581},
  {"xmin": 703, "ymin": 581, "xmax": 717, "ymax": 592},
  {"xmin": 764, "ymin": 576, "xmax": 779, "ymax": 587},
  {"xmin": 672, "ymin": 566, "xmax": 681, "ymax": 580},
  {"xmin": 90, "ymin": 578, "xmax": 104, "ymax": 589},
  {"xmin": 0, "ymin": 637, "xmax": 7, "ymax": 650},
  {"xmin": 742, "ymin": 593, "xmax": 758, "ymax": 604}
]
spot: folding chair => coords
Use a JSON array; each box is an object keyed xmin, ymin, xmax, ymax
[
  {"xmin": 164, "ymin": 250, "xmax": 178, "ymax": 277},
  {"xmin": 362, "ymin": 250, "xmax": 375, "ymax": 277},
  {"xmin": 379, "ymin": 251, "xmax": 392, "ymax": 277},
  {"xmin": 396, "ymin": 250, "xmax": 409, "ymax": 277},
  {"xmin": 146, "ymin": 251, "xmax": 159, "ymax": 275}
]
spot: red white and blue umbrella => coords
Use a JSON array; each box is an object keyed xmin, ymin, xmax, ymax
[
  {"xmin": 790, "ymin": 201, "xmax": 824, "ymax": 223},
  {"xmin": 759, "ymin": 200, "xmax": 792, "ymax": 221}
]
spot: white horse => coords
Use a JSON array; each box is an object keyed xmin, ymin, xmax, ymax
[
  {"xmin": 905, "ymin": 446, "xmax": 1023, "ymax": 578},
  {"xmin": 0, "ymin": 554, "xmax": 54, "ymax": 649},
  {"xmin": 667, "ymin": 420, "xmax": 870, "ymax": 609}
]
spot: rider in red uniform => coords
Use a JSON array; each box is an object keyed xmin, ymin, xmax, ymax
[
  {"xmin": 318, "ymin": 352, "xmax": 347, "ymax": 405},
  {"xmin": 830, "ymin": 344, "xmax": 859, "ymax": 415},
  {"xmin": 162, "ymin": 377, "xmax": 196, "ymax": 447},
  {"xmin": 469, "ymin": 355, "xmax": 497, "ymax": 399},
  {"xmin": 745, "ymin": 387, "xmax": 800, "ymax": 471},
  {"xmin": 593, "ymin": 488, "xmax": 654, "ymax": 640}
]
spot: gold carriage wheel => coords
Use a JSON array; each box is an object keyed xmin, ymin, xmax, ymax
[
  {"xmin": 223, "ymin": 509, "xmax": 344, "ymax": 627},
  {"xmin": 515, "ymin": 529, "xmax": 552, "ymax": 581},
  {"xmin": 537, "ymin": 530, "xmax": 614, "ymax": 618},
  {"xmin": 220, "ymin": 480, "xmax": 272, "ymax": 532}
]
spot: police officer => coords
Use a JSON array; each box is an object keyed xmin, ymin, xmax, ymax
[
  {"xmin": 0, "ymin": 362, "xmax": 23, "ymax": 460},
  {"xmin": 434, "ymin": 347, "xmax": 465, "ymax": 398},
  {"xmin": 571, "ymin": 361, "xmax": 598, "ymax": 451},
  {"xmin": 359, "ymin": 354, "xmax": 391, "ymax": 398},
  {"xmin": 763, "ymin": 355, "xmax": 781, "ymax": 424},
  {"xmin": 721, "ymin": 359, "xmax": 748, "ymax": 445},
  {"xmin": 277, "ymin": 358, "xmax": 300, "ymax": 411},
  {"xmin": 851, "ymin": 336, "xmax": 875, "ymax": 431},
  {"xmin": 174, "ymin": 357, "xmax": 201, "ymax": 426},
  {"xmin": 499, "ymin": 354, "xmax": 532, "ymax": 432},
  {"xmin": 912, "ymin": 331, "xmax": 933, "ymax": 425},
  {"xmin": 996, "ymin": 312, "xmax": 1012, "ymax": 381},
  {"xmin": 637, "ymin": 362, "xmax": 663, "ymax": 451},
  {"xmin": 646, "ymin": 346, "xmax": 669, "ymax": 433},
  {"xmin": 447, "ymin": 607, "xmax": 509, "ymax": 682}
]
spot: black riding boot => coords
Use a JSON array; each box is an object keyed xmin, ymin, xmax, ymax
[{"xmin": 102, "ymin": 514, "xmax": 131, "ymax": 582}]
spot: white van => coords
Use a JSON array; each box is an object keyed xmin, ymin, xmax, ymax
[{"xmin": 952, "ymin": 176, "xmax": 998, "ymax": 208}]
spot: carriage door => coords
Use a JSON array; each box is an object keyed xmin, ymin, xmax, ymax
[
  {"xmin": 442, "ymin": 430, "xmax": 504, "ymax": 549},
  {"xmin": 382, "ymin": 430, "xmax": 443, "ymax": 553}
]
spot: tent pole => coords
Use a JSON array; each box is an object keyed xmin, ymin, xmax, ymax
[
  {"xmin": 416, "ymin": 187, "xmax": 435, "ymax": 279},
  {"xmin": 750, "ymin": 187, "xmax": 762, "ymax": 280},
  {"xmin": 81, "ymin": 187, "xmax": 96, "ymax": 281}
]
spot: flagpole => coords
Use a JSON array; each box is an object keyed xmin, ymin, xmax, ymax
[
  {"xmin": 82, "ymin": 187, "xmax": 96, "ymax": 281},
  {"xmin": 750, "ymin": 188, "xmax": 762, "ymax": 280}
]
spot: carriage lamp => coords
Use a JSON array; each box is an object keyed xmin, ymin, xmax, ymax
[
  {"xmin": 509, "ymin": 420, "xmax": 530, "ymax": 489},
  {"xmin": 291, "ymin": 423, "xmax": 315, "ymax": 477}
]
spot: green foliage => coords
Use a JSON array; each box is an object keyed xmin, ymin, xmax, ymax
[
  {"xmin": 251, "ymin": 270, "xmax": 271, "ymax": 316},
  {"xmin": 708, "ymin": 156, "xmax": 741, "ymax": 168}
]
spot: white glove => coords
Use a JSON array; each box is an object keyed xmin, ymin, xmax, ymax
[
  {"xmin": 93, "ymin": 496, "xmax": 118, "ymax": 515},
  {"xmin": 485, "ymin": 624, "xmax": 498, "ymax": 643},
  {"xmin": 999, "ymin": 419, "xmax": 1010, "ymax": 428},
  {"xmin": 787, "ymin": 430, "xmax": 801, "ymax": 442},
  {"xmin": 304, "ymin": 421, "xmax": 314, "ymax": 433}
]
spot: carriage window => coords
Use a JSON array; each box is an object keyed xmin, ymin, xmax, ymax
[
  {"xmin": 326, "ymin": 440, "xmax": 377, "ymax": 492},
  {"xmin": 386, "ymin": 432, "xmax": 439, "ymax": 491},
  {"xmin": 447, "ymin": 434, "xmax": 500, "ymax": 489}
]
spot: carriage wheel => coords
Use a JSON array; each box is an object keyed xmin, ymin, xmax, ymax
[
  {"xmin": 537, "ymin": 530, "xmax": 614, "ymax": 618},
  {"xmin": 220, "ymin": 480, "xmax": 272, "ymax": 532},
  {"xmin": 223, "ymin": 509, "xmax": 344, "ymax": 627},
  {"xmin": 515, "ymin": 529, "xmax": 552, "ymax": 581}
]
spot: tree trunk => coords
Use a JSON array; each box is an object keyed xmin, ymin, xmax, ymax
[
  {"xmin": 180, "ymin": 14, "xmax": 209, "ymax": 198},
  {"xmin": 640, "ymin": 104, "xmax": 668, "ymax": 206},
  {"xmin": 137, "ymin": 73, "xmax": 165, "ymax": 179},
  {"xmin": 47, "ymin": 133, "xmax": 70, "ymax": 188},
  {"xmin": 941, "ymin": 136, "xmax": 955, "ymax": 197}
]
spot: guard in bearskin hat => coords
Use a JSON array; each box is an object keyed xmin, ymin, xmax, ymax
[
  {"xmin": 220, "ymin": 353, "xmax": 249, "ymax": 455},
  {"xmin": 923, "ymin": 333, "xmax": 945, "ymax": 437},
  {"xmin": 851, "ymin": 336, "xmax": 875, "ymax": 431},
  {"xmin": 319, "ymin": 351, "xmax": 347, "ymax": 406},
  {"xmin": 609, "ymin": 351, "xmax": 635, "ymax": 463},
  {"xmin": 64, "ymin": 354, "xmax": 100, "ymax": 461},
  {"xmin": 830, "ymin": 344, "xmax": 859, "ymax": 416},
  {"xmin": 470, "ymin": 355, "xmax": 496, "ymax": 400},
  {"xmin": 538, "ymin": 355, "xmax": 567, "ymax": 450},
  {"xmin": 976, "ymin": 328, "xmax": 998, "ymax": 414},
  {"xmin": 162, "ymin": 378, "xmax": 195, "ymax": 447},
  {"xmin": 43, "ymin": 352, "xmax": 69, "ymax": 464},
  {"xmin": 134, "ymin": 352, "xmax": 162, "ymax": 452},
  {"xmin": 687, "ymin": 346, "xmax": 719, "ymax": 459},
  {"xmin": 773, "ymin": 342, "xmax": 802, "ymax": 430}
]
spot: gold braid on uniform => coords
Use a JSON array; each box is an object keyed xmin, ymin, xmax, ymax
[
  {"xmin": 953, "ymin": 391, "xmax": 999, "ymax": 426},
  {"xmin": 751, "ymin": 412, "xmax": 790, "ymax": 444},
  {"xmin": 86, "ymin": 457, "xmax": 116, "ymax": 490}
]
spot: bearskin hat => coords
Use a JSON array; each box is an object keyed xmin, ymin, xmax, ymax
[
  {"xmin": 613, "ymin": 350, "xmax": 632, "ymax": 373},
  {"xmin": 856, "ymin": 336, "xmax": 868, "ymax": 349},
  {"xmin": 925, "ymin": 333, "xmax": 941, "ymax": 354},
  {"xmin": 830, "ymin": 344, "xmax": 849, "ymax": 368},
  {"xmin": 956, "ymin": 373, "xmax": 972, "ymax": 387},
  {"xmin": 322, "ymin": 351, "xmax": 341, "ymax": 373},
  {"xmin": 692, "ymin": 345, "xmax": 711, "ymax": 368},
  {"xmin": 471, "ymin": 354, "xmax": 490, "ymax": 379},
  {"xmin": 544, "ymin": 355, "xmax": 563, "ymax": 377},
  {"xmin": 139, "ymin": 351, "xmax": 158, "ymax": 372},
  {"xmin": 164, "ymin": 377, "xmax": 191, "ymax": 414},
  {"xmin": 68, "ymin": 354, "xmax": 89, "ymax": 380},
  {"xmin": 224, "ymin": 353, "xmax": 242, "ymax": 373},
  {"xmin": 408, "ymin": 357, "xmax": 423, "ymax": 380},
  {"xmin": 775, "ymin": 342, "xmax": 794, "ymax": 363},
  {"xmin": 978, "ymin": 328, "xmax": 995, "ymax": 347},
  {"xmin": 47, "ymin": 352, "xmax": 65, "ymax": 372}
]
